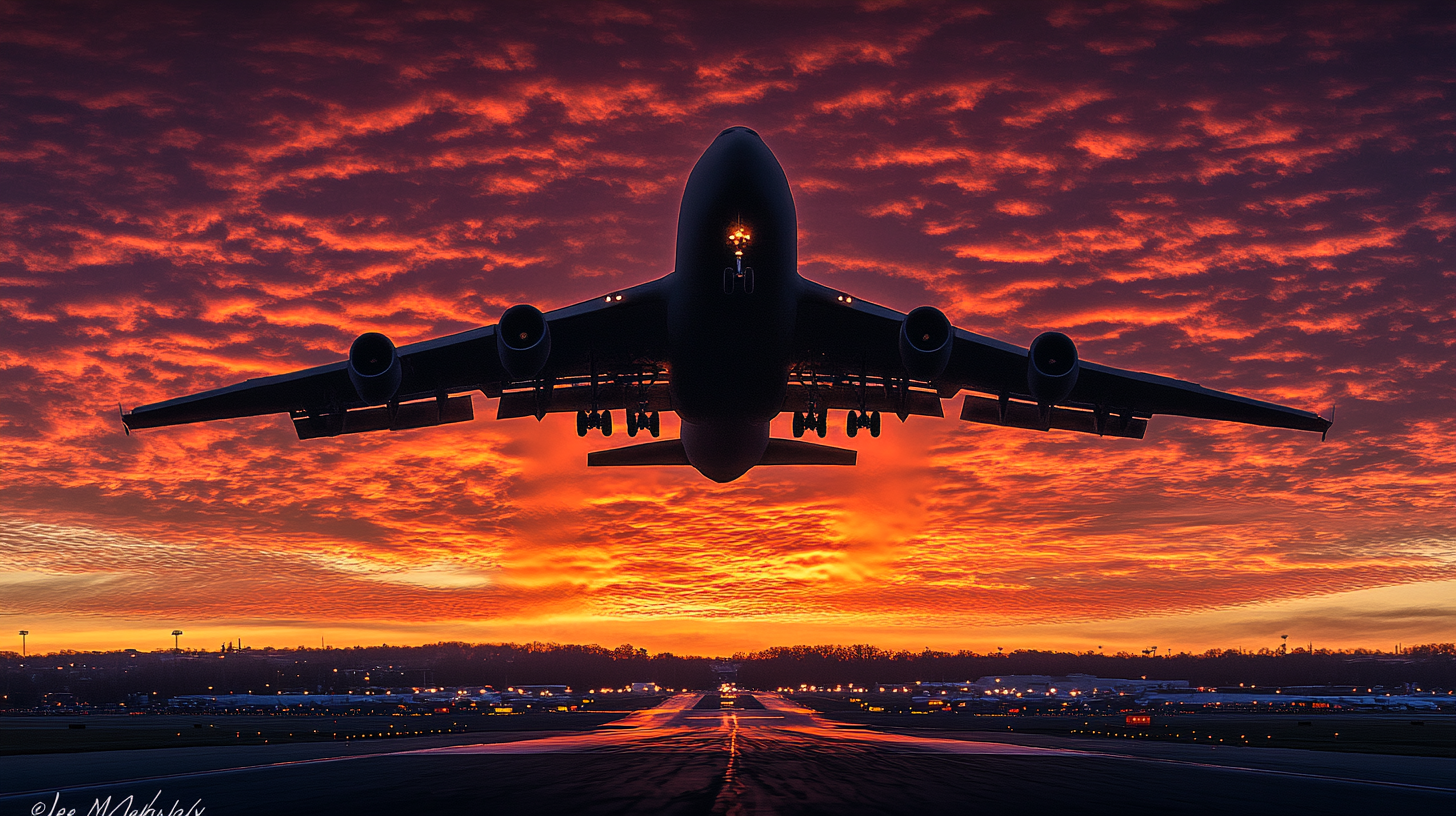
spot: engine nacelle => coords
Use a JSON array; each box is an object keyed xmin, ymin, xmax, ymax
[
  {"xmin": 1027, "ymin": 331, "xmax": 1079, "ymax": 405},
  {"xmin": 348, "ymin": 331, "xmax": 402, "ymax": 405},
  {"xmin": 496, "ymin": 304, "xmax": 552, "ymax": 381},
  {"xmin": 899, "ymin": 306, "xmax": 953, "ymax": 381}
]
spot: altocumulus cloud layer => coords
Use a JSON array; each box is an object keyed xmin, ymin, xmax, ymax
[{"xmin": 0, "ymin": 0, "xmax": 1452, "ymax": 652}]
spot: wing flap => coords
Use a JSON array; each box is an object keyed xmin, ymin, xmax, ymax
[
  {"xmin": 292, "ymin": 395, "xmax": 474, "ymax": 440},
  {"xmin": 959, "ymin": 393, "xmax": 1147, "ymax": 438}
]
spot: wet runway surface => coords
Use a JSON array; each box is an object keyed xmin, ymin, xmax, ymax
[{"xmin": 3, "ymin": 694, "xmax": 1452, "ymax": 815}]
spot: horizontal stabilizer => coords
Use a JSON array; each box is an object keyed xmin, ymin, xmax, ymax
[
  {"xmin": 588, "ymin": 438, "xmax": 856, "ymax": 468},
  {"xmin": 960, "ymin": 393, "xmax": 1146, "ymax": 438},
  {"xmin": 759, "ymin": 438, "xmax": 857, "ymax": 465},
  {"xmin": 587, "ymin": 440, "xmax": 691, "ymax": 466},
  {"xmin": 293, "ymin": 395, "xmax": 474, "ymax": 440}
]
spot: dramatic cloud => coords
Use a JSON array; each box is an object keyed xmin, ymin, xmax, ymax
[{"xmin": 1, "ymin": 0, "xmax": 1452, "ymax": 654}]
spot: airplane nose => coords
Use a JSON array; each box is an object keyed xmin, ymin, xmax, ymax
[{"xmin": 718, "ymin": 125, "xmax": 761, "ymax": 138}]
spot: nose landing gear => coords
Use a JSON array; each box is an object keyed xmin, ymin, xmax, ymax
[{"xmin": 723, "ymin": 265, "xmax": 755, "ymax": 294}]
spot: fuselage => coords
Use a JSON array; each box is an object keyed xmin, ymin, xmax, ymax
[{"xmin": 666, "ymin": 127, "xmax": 799, "ymax": 482}]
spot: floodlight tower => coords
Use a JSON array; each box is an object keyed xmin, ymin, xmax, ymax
[
  {"xmin": 18, "ymin": 631, "xmax": 27, "ymax": 657},
  {"xmin": 172, "ymin": 630, "xmax": 184, "ymax": 653}
]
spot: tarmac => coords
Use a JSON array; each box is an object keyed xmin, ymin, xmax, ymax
[{"xmin": 2, "ymin": 693, "xmax": 1451, "ymax": 815}]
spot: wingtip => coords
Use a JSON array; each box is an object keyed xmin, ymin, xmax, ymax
[{"xmin": 118, "ymin": 403, "xmax": 130, "ymax": 436}]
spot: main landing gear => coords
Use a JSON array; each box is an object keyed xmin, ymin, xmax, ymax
[
  {"xmin": 846, "ymin": 410, "xmax": 881, "ymax": 438},
  {"xmin": 577, "ymin": 409, "xmax": 613, "ymax": 437},
  {"xmin": 791, "ymin": 410, "xmax": 882, "ymax": 439},
  {"xmin": 625, "ymin": 410, "xmax": 661, "ymax": 438},
  {"xmin": 792, "ymin": 410, "xmax": 828, "ymax": 439}
]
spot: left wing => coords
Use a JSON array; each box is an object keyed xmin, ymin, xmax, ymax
[
  {"xmin": 793, "ymin": 278, "xmax": 1331, "ymax": 439},
  {"xmin": 123, "ymin": 276, "xmax": 672, "ymax": 438}
]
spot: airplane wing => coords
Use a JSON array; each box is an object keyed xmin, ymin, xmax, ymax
[
  {"xmin": 793, "ymin": 278, "xmax": 1331, "ymax": 439},
  {"xmin": 123, "ymin": 276, "xmax": 672, "ymax": 438}
]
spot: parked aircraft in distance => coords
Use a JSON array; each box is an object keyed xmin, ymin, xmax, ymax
[{"xmin": 123, "ymin": 127, "xmax": 1331, "ymax": 482}]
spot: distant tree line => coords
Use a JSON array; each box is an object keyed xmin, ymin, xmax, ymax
[{"xmin": 2, "ymin": 642, "xmax": 1452, "ymax": 708}]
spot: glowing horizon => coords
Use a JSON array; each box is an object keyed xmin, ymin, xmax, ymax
[{"xmin": 1, "ymin": 2, "xmax": 1452, "ymax": 656}]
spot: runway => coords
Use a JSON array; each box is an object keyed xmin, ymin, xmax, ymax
[{"xmin": 3, "ymin": 694, "xmax": 1451, "ymax": 815}]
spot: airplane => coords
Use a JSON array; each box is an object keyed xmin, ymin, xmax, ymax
[{"xmin": 122, "ymin": 126, "xmax": 1332, "ymax": 483}]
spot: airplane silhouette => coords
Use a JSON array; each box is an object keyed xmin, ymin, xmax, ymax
[{"xmin": 123, "ymin": 127, "xmax": 1331, "ymax": 482}]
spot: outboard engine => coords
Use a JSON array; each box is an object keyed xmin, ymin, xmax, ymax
[
  {"xmin": 496, "ymin": 304, "xmax": 552, "ymax": 381},
  {"xmin": 1027, "ymin": 331, "xmax": 1079, "ymax": 405},
  {"xmin": 348, "ymin": 331, "xmax": 403, "ymax": 405},
  {"xmin": 899, "ymin": 306, "xmax": 953, "ymax": 381}
]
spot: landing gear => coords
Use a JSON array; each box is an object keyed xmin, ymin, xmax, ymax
[
  {"xmin": 793, "ymin": 411, "xmax": 828, "ymax": 439},
  {"xmin": 846, "ymin": 410, "xmax": 882, "ymax": 438},
  {"xmin": 625, "ymin": 410, "xmax": 661, "ymax": 438},
  {"xmin": 575, "ymin": 410, "xmax": 615, "ymax": 437},
  {"xmin": 722, "ymin": 266, "xmax": 756, "ymax": 294}
]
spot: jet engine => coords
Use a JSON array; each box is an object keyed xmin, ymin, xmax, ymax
[
  {"xmin": 899, "ymin": 306, "xmax": 953, "ymax": 381},
  {"xmin": 1027, "ymin": 331, "xmax": 1079, "ymax": 405},
  {"xmin": 348, "ymin": 331, "xmax": 402, "ymax": 405},
  {"xmin": 496, "ymin": 304, "xmax": 552, "ymax": 381}
]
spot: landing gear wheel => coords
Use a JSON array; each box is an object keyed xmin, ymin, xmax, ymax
[
  {"xmin": 626, "ymin": 411, "xmax": 639, "ymax": 437},
  {"xmin": 723, "ymin": 268, "xmax": 735, "ymax": 294},
  {"xmin": 815, "ymin": 411, "xmax": 827, "ymax": 438},
  {"xmin": 792, "ymin": 412, "xmax": 805, "ymax": 438},
  {"xmin": 869, "ymin": 410, "xmax": 881, "ymax": 437},
  {"xmin": 600, "ymin": 410, "xmax": 613, "ymax": 437},
  {"xmin": 846, "ymin": 411, "xmax": 859, "ymax": 438},
  {"xmin": 576, "ymin": 410, "xmax": 588, "ymax": 437},
  {"xmin": 743, "ymin": 267, "xmax": 754, "ymax": 294},
  {"xmin": 649, "ymin": 411, "xmax": 661, "ymax": 437}
]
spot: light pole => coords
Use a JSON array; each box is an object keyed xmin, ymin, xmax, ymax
[
  {"xmin": 171, "ymin": 630, "xmax": 183, "ymax": 653},
  {"xmin": 1280, "ymin": 634, "xmax": 1288, "ymax": 655},
  {"xmin": 18, "ymin": 631, "xmax": 27, "ymax": 657}
]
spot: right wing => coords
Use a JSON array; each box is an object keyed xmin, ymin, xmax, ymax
[
  {"xmin": 793, "ymin": 278, "xmax": 1331, "ymax": 439},
  {"xmin": 123, "ymin": 276, "xmax": 672, "ymax": 438}
]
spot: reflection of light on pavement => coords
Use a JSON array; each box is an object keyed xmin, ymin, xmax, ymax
[
  {"xmin": 711, "ymin": 712, "xmax": 743, "ymax": 815},
  {"xmin": 412, "ymin": 693, "xmax": 1077, "ymax": 758}
]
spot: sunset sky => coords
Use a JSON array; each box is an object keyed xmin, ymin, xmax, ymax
[{"xmin": 1, "ymin": 1, "xmax": 1452, "ymax": 657}]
